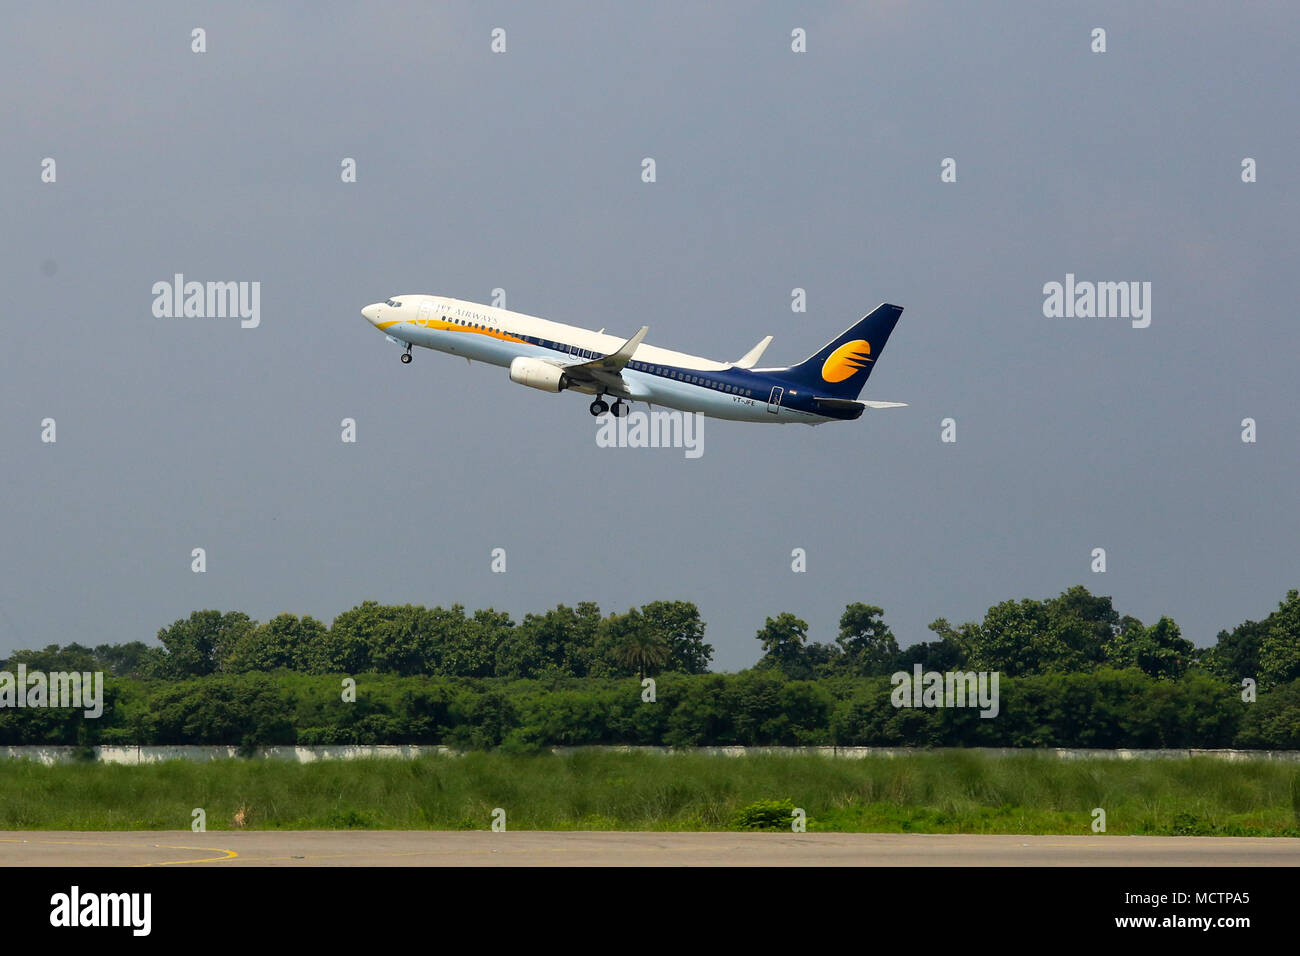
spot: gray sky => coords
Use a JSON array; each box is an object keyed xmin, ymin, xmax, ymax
[{"xmin": 2, "ymin": 2, "xmax": 1297, "ymax": 670}]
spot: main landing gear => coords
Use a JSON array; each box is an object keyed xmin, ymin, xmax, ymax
[
  {"xmin": 400, "ymin": 344, "xmax": 412, "ymax": 364},
  {"xmin": 589, "ymin": 396, "xmax": 628, "ymax": 417}
]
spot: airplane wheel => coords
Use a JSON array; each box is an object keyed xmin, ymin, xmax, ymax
[
  {"xmin": 400, "ymin": 352, "xmax": 412, "ymax": 364},
  {"xmin": 612, "ymin": 401, "xmax": 628, "ymax": 418},
  {"xmin": 589, "ymin": 399, "xmax": 609, "ymax": 416}
]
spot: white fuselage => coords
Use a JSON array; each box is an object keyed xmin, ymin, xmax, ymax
[{"xmin": 363, "ymin": 295, "xmax": 832, "ymax": 423}]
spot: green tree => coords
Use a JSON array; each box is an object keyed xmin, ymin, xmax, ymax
[
  {"xmin": 801, "ymin": 641, "xmax": 847, "ymax": 680},
  {"xmin": 319, "ymin": 598, "xmax": 395, "ymax": 671},
  {"xmin": 498, "ymin": 603, "xmax": 604, "ymax": 678},
  {"xmin": 958, "ymin": 598, "xmax": 1101, "ymax": 676},
  {"xmin": 564, "ymin": 601, "xmax": 607, "ymax": 676},
  {"xmin": 94, "ymin": 642, "xmax": 163, "ymax": 678},
  {"xmin": 1236, "ymin": 677, "xmax": 1300, "ymax": 748},
  {"xmin": 366, "ymin": 604, "xmax": 467, "ymax": 676},
  {"xmin": 639, "ymin": 600, "xmax": 713, "ymax": 673},
  {"xmin": 5, "ymin": 643, "xmax": 99, "ymax": 673},
  {"xmin": 1104, "ymin": 616, "xmax": 1194, "ymax": 679},
  {"xmin": 145, "ymin": 675, "xmax": 294, "ymax": 747},
  {"xmin": 837, "ymin": 603, "xmax": 899, "ymax": 675},
  {"xmin": 158, "ymin": 610, "xmax": 256, "ymax": 678},
  {"xmin": 603, "ymin": 609, "xmax": 670, "ymax": 680},
  {"xmin": 443, "ymin": 608, "xmax": 512, "ymax": 678},
  {"xmin": 224, "ymin": 613, "xmax": 329, "ymax": 673},
  {"xmin": 894, "ymin": 628, "xmax": 967, "ymax": 673},
  {"xmin": 1204, "ymin": 618, "xmax": 1267, "ymax": 685},
  {"xmin": 1043, "ymin": 585, "xmax": 1119, "ymax": 666},
  {"xmin": 1259, "ymin": 590, "xmax": 1300, "ymax": 689},
  {"xmin": 755, "ymin": 613, "xmax": 809, "ymax": 677},
  {"xmin": 446, "ymin": 690, "xmax": 519, "ymax": 749}
]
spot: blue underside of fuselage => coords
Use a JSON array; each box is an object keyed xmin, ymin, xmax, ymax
[{"xmin": 386, "ymin": 323, "xmax": 853, "ymax": 423}]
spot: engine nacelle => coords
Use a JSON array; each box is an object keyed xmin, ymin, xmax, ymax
[{"xmin": 509, "ymin": 356, "xmax": 568, "ymax": 392}]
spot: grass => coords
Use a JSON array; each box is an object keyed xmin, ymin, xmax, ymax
[{"xmin": 0, "ymin": 751, "xmax": 1297, "ymax": 835}]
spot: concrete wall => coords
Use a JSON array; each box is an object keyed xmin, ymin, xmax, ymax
[
  {"xmin": 3, "ymin": 744, "xmax": 1299, "ymax": 765},
  {"xmin": 0, "ymin": 745, "xmax": 460, "ymax": 765}
]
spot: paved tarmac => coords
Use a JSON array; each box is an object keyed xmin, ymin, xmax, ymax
[{"xmin": 2, "ymin": 831, "xmax": 1298, "ymax": 866}]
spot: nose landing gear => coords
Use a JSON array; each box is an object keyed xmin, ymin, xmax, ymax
[{"xmin": 400, "ymin": 344, "xmax": 412, "ymax": 364}]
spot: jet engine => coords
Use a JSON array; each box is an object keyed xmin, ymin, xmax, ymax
[{"xmin": 509, "ymin": 357, "xmax": 568, "ymax": 392}]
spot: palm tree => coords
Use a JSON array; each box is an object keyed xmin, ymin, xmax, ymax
[{"xmin": 609, "ymin": 615, "xmax": 670, "ymax": 680}]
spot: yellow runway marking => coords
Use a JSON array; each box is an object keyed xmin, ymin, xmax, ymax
[
  {"xmin": 138, "ymin": 845, "xmax": 239, "ymax": 866},
  {"xmin": 0, "ymin": 837, "xmax": 237, "ymax": 866}
]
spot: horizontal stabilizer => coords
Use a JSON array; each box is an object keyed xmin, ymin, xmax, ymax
[
  {"xmin": 734, "ymin": 335, "xmax": 773, "ymax": 369},
  {"xmin": 813, "ymin": 397, "xmax": 908, "ymax": 414}
]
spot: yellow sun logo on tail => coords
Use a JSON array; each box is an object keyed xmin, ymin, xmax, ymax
[{"xmin": 821, "ymin": 340, "xmax": 872, "ymax": 383}]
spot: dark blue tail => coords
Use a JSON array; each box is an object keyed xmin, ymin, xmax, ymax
[{"xmin": 774, "ymin": 303, "xmax": 904, "ymax": 399}]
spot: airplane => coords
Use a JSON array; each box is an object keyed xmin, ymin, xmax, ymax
[{"xmin": 360, "ymin": 295, "xmax": 906, "ymax": 424}]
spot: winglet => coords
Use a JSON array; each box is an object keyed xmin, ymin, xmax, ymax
[
  {"xmin": 607, "ymin": 325, "xmax": 649, "ymax": 367},
  {"xmin": 734, "ymin": 335, "xmax": 773, "ymax": 369}
]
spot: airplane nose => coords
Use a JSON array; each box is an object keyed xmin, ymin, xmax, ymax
[{"xmin": 361, "ymin": 303, "xmax": 382, "ymax": 325}]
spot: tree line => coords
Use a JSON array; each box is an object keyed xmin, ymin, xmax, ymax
[
  {"xmin": 1, "ymin": 669, "xmax": 1297, "ymax": 750},
  {"xmin": 4, "ymin": 585, "xmax": 1296, "ymax": 689},
  {"xmin": 757, "ymin": 586, "xmax": 1300, "ymax": 691},
  {"xmin": 3, "ymin": 600, "xmax": 712, "ymax": 683}
]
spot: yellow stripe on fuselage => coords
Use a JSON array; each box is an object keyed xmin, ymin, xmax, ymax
[{"xmin": 377, "ymin": 317, "xmax": 529, "ymax": 346}]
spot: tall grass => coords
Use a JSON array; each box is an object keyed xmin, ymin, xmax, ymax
[{"xmin": 0, "ymin": 752, "xmax": 1296, "ymax": 834}]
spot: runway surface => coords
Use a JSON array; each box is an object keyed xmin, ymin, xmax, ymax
[{"xmin": 2, "ymin": 831, "xmax": 1298, "ymax": 866}]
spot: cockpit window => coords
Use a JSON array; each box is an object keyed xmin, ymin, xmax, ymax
[{"xmin": 385, "ymin": 299, "xmax": 402, "ymax": 307}]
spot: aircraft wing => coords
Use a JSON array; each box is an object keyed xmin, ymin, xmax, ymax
[{"xmin": 557, "ymin": 325, "xmax": 649, "ymax": 391}]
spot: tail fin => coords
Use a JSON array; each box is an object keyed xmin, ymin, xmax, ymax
[{"xmin": 772, "ymin": 303, "xmax": 903, "ymax": 399}]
